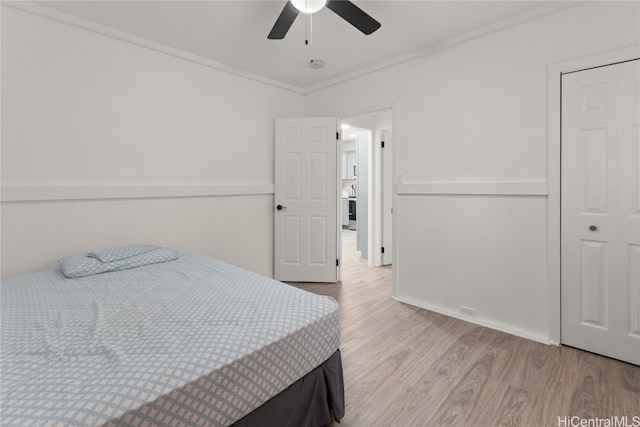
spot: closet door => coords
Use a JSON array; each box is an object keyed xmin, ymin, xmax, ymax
[{"xmin": 561, "ymin": 59, "xmax": 640, "ymax": 365}]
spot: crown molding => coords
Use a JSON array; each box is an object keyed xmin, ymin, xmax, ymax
[
  {"xmin": 3, "ymin": 1, "xmax": 306, "ymax": 95},
  {"xmin": 303, "ymin": 1, "xmax": 583, "ymax": 94},
  {"xmin": 4, "ymin": 1, "xmax": 584, "ymax": 96}
]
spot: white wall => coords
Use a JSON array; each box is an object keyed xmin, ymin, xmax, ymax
[
  {"xmin": 304, "ymin": 1, "xmax": 640, "ymax": 342},
  {"xmin": 1, "ymin": 5, "xmax": 303, "ymax": 276}
]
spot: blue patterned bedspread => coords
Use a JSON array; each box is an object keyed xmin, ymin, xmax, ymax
[{"xmin": 1, "ymin": 254, "xmax": 340, "ymax": 426}]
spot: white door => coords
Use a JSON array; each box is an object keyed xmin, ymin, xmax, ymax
[
  {"xmin": 381, "ymin": 129, "xmax": 393, "ymax": 265},
  {"xmin": 561, "ymin": 59, "xmax": 640, "ymax": 365},
  {"xmin": 274, "ymin": 118, "xmax": 339, "ymax": 283}
]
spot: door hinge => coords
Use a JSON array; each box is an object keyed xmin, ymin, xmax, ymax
[
  {"xmin": 336, "ymin": 259, "xmax": 340, "ymax": 267},
  {"xmin": 381, "ymin": 141, "xmax": 385, "ymax": 148},
  {"xmin": 336, "ymin": 132, "xmax": 340, "ymax": 140},
  {"xmin": 381, "ymin": 247, "xmax": 385, "ymax": 254}
]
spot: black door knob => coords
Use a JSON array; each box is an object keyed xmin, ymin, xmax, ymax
[{"xmin": 276, "ymin": 204, "xmax": 284, "ymax": 211}]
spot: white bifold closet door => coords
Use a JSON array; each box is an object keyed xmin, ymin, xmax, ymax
[{"xmin": 561, "ymin": 59, "xmax": 640, "ymax": 365}]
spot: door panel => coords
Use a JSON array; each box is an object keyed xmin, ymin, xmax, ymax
[
  {"xmin": 309, "ymin": 216, "xmax": 327, "ymax": 264},
  {"xmin": 561, "ymin": 59, "xmax": 640, "ymax": 365},
  {"xmin": 283, "ymin": 216, "xmax": 301, "ymax": 264},
  {"xmin": 579, "ymin": 240, "xmax": 608, "ymax": 328},
  {"xmin": 310, "ymin": 152, "xmax": 328, "ymax": 200},
  {"xmin": 275, "ymin": 118, "xmax": 338, "ymax": 283},
  {"xmin": 284, "ymin": 153, "xmax": 301, "ymax": 199},
  {"xmin": 628, "ymin": 244, "xmax": 640, "ymax": 338},
  {"xmin": 581, "ymin": 128, "xmax": 608, "ymax": 213},
  {"xmin": 626, "ymin": 127, "xmax": 639, "ymax": 215}
]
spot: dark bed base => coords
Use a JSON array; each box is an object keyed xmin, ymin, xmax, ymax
[{"xmin": 231, "ymin": 350, "xmax": 344, "ymax": 427}]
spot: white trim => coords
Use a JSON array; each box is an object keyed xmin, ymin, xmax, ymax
[
  {"xmin": 5, "ymin": 1, "xmax": 580, "ymax": 96},
  {"xmin": 396, "ymin": 181, "xmax": 548, "ymax": 196},
  {"xmin": 394, "ymin": 295, "xmax": 554, "ymax": 346},
  {"xmin": 304, "ymin": 1, "xmax": 581, "ymax": 94},
  {"xmin": 3, "ymin": 1, "xmax": 304, "ymax": 94},
  {"xmin": 370, "ymin": 128, "xmax": 383, "ymax": 267},
  {"xmin": 546, "ymin": 44, "xmax": 640, "ymax": 344},
  {"xmin": 391, "ymin": 103, "xmax": 401, "ymax": 299},
  {"xmin": 1, "ymin": 184, "xmax": 274, "ymax": 203}
]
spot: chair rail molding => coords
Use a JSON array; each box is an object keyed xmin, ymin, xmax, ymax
[
  {"xmin": 395, "ymin": 181, "xmax": 549, "ymax": 196},
  {"xmin": 1, "ymin": 184, "xmax": 275, "ymax": 203}
]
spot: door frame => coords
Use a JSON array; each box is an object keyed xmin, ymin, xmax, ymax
[
  {"xmin": 339, "ymin": 109, "xmax": 394, "ymax": 267},
  {"xmin": 547, "ymin": 44, "xmax": 640, "ymax": 344}
]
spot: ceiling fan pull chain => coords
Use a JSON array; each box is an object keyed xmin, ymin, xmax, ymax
[
  {"xmin": 309, "ymin": 13, "xmax": 313, "ymax": 47},
  {"xmin": 305, "ymin": 11, "xmax": 309, "ymax": 45},
  {"xmin": 308, "ymin": 14, "xmax": 324, "ymax": 69}
]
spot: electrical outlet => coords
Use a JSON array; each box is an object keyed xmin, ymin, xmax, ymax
[{"xmin": 460, "ymin": 306, "xmax": 476, "ymax": 318}]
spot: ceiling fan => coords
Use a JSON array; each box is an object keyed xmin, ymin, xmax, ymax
[{"xmin": 268, "ymin": 0, "xmax": 381, "ymax": 40}]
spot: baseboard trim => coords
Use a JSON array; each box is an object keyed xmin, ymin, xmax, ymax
[
  {"xmin": 393, "ymin": 295, "xmax": 554, "ymax": 346},
  {"xmin": 1, "ymin": 184, "xmax": 274, "ymax": 203}
]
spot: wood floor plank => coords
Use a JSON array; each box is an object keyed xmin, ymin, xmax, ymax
[
  {"xmin": 426, "ymin": 349, "xmax": 497, "ymax": 426},
  {"xmin": 620, "ymin": 362, "xmax": 640, "ymax": 394},
  {"xmin": 487, "ymin": 384, "xmax": 532, "ymax": 427},
  {"xmin": 351, "ymin": 324, "xmax": 479, "ymax": 426},
  {"xmin": 287, "ymin": 231, "xmax": 640, "ymax": 427}
]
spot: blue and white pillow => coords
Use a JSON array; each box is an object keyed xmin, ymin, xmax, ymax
[
  {"xmin": 87, "ymin": 243, "xmax": 159, "ymax": 262},
  {"xmin": 59, "ymin": 245, "xmax": 179, "ymax": 278}
]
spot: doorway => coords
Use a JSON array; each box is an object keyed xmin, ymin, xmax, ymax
[
  {"xmin": 560, "ymin": 58, "xmax": 639, "ymax": 365},
  {"xmin": 340, "ymin": 109, "xmax": 393, "ymax": 268}
]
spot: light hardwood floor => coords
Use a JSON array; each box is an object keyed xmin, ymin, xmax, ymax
[{"xmin": 288, "ymin": 230, "xmax": 640, "ymax": 427}]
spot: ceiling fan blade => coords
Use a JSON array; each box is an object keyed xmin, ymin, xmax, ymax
[
  {"xmin": 268, "ymin": 2, "xmax": 300, "ymax": 39},
  {"xmin": 326, "ymin": 0, "xmax": 381, "ymax": 35}
]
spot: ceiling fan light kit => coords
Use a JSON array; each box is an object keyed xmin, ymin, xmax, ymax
[
  {"xmin": 268, "ymin": 0, "xmax": 381, "ymax": 40},
  {"xmin": 291, "ymin": 0, "xmax": 327, "ymax": 14}
]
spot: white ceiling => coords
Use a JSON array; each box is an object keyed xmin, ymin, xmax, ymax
[{"xmin": 33, "ymin": 0, "xmax": 556, "ymax": 90}]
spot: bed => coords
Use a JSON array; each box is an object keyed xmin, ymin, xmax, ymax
[{"xmin": 1, "ymin": 250, "xmax": 344, "ymax": 426}]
